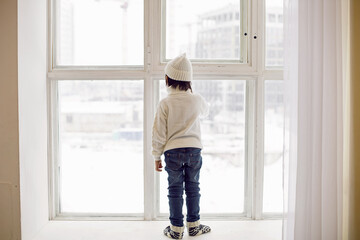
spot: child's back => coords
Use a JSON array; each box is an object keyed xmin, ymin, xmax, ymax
[
  {"xmin": 153, "ymin": 87, "xmax": 208, "ymax": 157},
  {"xmin": 152, "ymin": 53, "xmax": 211, "ymax": 239}
]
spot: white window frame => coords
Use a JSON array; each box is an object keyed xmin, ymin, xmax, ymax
[{"xmin": 47, "ymin": 0, "xmax": 284, "ymax": 221}]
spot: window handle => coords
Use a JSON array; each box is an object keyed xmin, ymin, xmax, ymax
[{"xmin": 244, "ymin": 33, "xmax": 257, "ymax": 39}]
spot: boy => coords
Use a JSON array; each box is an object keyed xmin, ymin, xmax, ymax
[{"xmin": 152, "ymin": 53, "xmax": 211, "ymax": 239}]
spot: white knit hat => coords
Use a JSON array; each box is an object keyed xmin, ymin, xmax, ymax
[{"xmin": 165, "ymin": 53, "xmax": 193, "ymax": 82}]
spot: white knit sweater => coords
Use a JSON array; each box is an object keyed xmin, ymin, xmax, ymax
[{"xmin": 152, "ymin": 87, "xmax": 209, "ymax": 161}]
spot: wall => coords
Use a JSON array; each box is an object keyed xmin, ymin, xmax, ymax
[
  {"xmin": 342, "ymin": 0, "xmax": 350, "ymax": 239},
  {"xmin": 349, "ymin": 0, "xmax": 360, "ymax": 239},
  {"xmin": 2, "ymin": 0, "xmax": 359, "ymax": 239},
  {"xmin": 18, "ymin": 0, "xmax": 50, "ymax": 239},
  {"xmin": 0, "ymin": 0, "xmax": 22, "ymax": 239}
]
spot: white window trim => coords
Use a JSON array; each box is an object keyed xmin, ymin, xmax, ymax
[{"xmin": 47, "ymin": 0, "xmax": 284, "ymax": 221}]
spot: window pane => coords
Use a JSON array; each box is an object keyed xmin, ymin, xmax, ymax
[
  {"xmin": 158, "ymin": 80, "xmax": 246, "ymax": 213},
  {"xmin": 265, "ymin": 0, "xmax": 283, "ymax": 67},
  {"xmin": 263, "ymin": 80, "xmax": 284, "ymax": 213},
  {"xmin": 165, "ymin": 0, "xmax": 245, "ymax": 61},
  {"xmin": 58, "ymin": 80, "xmax": 144, "ymax": 213},
  {"xmin": 56, "ymin": 0, "xmax": 144, "ymax": 66}
]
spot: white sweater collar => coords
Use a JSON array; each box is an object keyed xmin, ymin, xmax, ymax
[{"xmin": 167, "ymin": 86, "xmax": 192, "ymax": 95}]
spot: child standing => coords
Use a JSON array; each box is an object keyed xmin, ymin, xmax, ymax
[{"xmin": 152, "ymin": 53, "xmax": 211, "ymax": 239}]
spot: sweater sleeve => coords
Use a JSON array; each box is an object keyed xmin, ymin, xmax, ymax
[
  {"xmin": 198, "ymin": 94, "xmax": 210, "ymax": 118},
  {"xmin": 152, "ymin": 101, "xmax": 168, "ymax": 161}
]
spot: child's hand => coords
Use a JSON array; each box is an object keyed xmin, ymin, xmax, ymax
[{"xmin": 155, "ymin": 160, "xmax": 163, "ymax": 172}]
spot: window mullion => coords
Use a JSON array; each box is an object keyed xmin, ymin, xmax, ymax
[
  {"xmin": 150, "ymin": 0, "xmax": 162, "ymax": 73},
  {"xmin": 256, "ymin": 0, "xmax": 265, "ymax": 74},
  {"xmin": 254, "ymin": 0, "xmax": 266, "ymax": 219},
  {"xmin": 144, "ymin": 0, "xmax": 157, "ymax": 220},
  {"xmin": 148, "ymin": 0, "xmax": 163, "ymax": 219},
  {"xmin": 144, "ymin": 76, "xmax": 156, "ymax": 220},
  {"xmin": 254, "ymin": 76, "xmax": 265, "ymax": 219},
  {"xmin": 249, "ymin": 0, "xmax": 258, "ymax": 72},
  {"xmin": 48, "ymin": 79, "xmax": 60, "ymax": 220},
  {"xmin": 240, "ymin": 0, "xmax": 248, "ymax": 63},
  {"xmin": 152, "ymin": 79, "xmax": 161, "ymax": 219},
  {"xmin": 245, "ymin": 79, "xmax": 256, "ymax": 218}
]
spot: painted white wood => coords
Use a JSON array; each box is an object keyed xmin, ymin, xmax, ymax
[
  {"xmin": 52, "ymin": 213, "xmax": 281, "ymax": 222},
  {"xmin": 34, "ymin": 220, "xmax": 281, "ymax": 240},
  {"xmin": 143, "ymin": 0, "xmax": 154, "ymax": 221},
  {"xmin": 156, "ymin": 214, "xmax": 250, "ymax": 221},
  {"xmin": 254, "ymin": 76, "xmax": 265, "ymax": 220},
  {"xmin": 47, "ymin": 70, "xmax": 146, "ymax": 80},
  {"xmin": 54, "ymin": 213, "xmax": 144, "ymax": 220},
  {"xmin": 257, "ymin": 0, "xmax": 265, "ymax": 73},
  {"xmin": 48, "ymin": 79, "xmax": 59, "ymax": 220},
  {"xmin": 255, "ymin": 0, "xmax": 266, "ymax": 220},
  {"xmin": 47, "ymin": 0, "xmax": 58, "ymax": 220},
  {"xmin": 33, "ymin": 220, "xmax": 282, "ymax": 240},
  {"xmin": 262, "ymin": 70, "xmax": 284, "ymax": 80},
  {"xmin": 240, "ymin": 0, "xmax": 249, "ymax": 63},
  {"xmin": 245, "ymin": 79, "xmax": 256, "ymax": 218},
  {"xmin": 160, "ymin": 0, "xmax": 166, "ymax": 63},
  {"xmin": 51, "ymin": 0, "xmax": 57, "ymax": 69},
  {"xmin": 152, "ymin": 78, "xmax": 162, "ymax": 219},
  {"xmin": 150, "ymin": 0, "xmax": 162, "ymax": 73},
  {"xmin": 262, "ymin": 212, "xmax": 284, "ymax": 219},
  {"xmin": 144, "ymin": 76, "xmax": 156, "ymax": 220},
  {"xmin": 249, "ymin": 0, "xmax": 257, "ymax": 72},
  {"xmin": 18, "ymin": 0, "xmax": 50, "ymax": 237},
  {"xmin": 48, "ymin": 0, "xmax": 53, "ymax": 72}
]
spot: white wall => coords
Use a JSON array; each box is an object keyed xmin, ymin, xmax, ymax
[
  {"xmin": 18, "ymin": 0, "xmax": 49, "ymax": 239},
  {"xmin": 0, "ymin": 0, "xmax": 21, "ymax": 239}
]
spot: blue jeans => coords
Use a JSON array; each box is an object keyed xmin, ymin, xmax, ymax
[{"xmin": 164, "ymin": 147, "xmax": 202, "ymax": 227}]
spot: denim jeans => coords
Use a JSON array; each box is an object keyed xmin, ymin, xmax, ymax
[{"xmin": 164, "ymin": 147, "xmax": 202, "ymax": 227}]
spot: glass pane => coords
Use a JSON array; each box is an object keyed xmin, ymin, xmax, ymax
[
  {"xmin": 265, "ymin": 0, "xmax": 283, "ymax": 67},
  {"xmin": 158, "ymin": 80, "xmax": 246, "ymax": 213},
  {"xmin": 56, "ymin": 0, "xmax": 144, "ymax": 66},
  {"xmin": 58, "ymin": 80, "xmax": 144, "ymax": 213},
  {"xmin": 165, "ymin": 0, "xmax": 245, "ymax": 61},
  {"xmin": 263, "ymin": 80, "xmax": 284, "ymax": 213}
]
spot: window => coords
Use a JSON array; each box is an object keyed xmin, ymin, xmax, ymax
[
  {"xmin": 265, "ymin": 0, "xmax": 284, "ymax": 67},
  {"xmin": 268, "ymin": 14, "xmax": 276, "ymax": 23},
  {"xmin": 163, "ymin": 0, "xmax": 247, "ymax": 62},
  {"xmin": 263, "ymin": 80, "xmax": 284, "ymax": 213},
  {"xmin": 58, "ymin": 80, "xmax": 144, "ymax": 214},
  {"xmin": 158, "ymin": 80, "xmax": 246, "ymax": 214},
  {"xmin": 49, "ymin": 0, "xmax": 284, "ymax": 220},
  {"xmin": 278, "ymin": 14, "xmax": 283, "ymax": 23},
  {"xmin": 55, "ymin": 0, "xmax": 144, "ymax": 66}
]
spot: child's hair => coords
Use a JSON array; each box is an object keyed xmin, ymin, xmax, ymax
[{"xmin": 166, "ymin": 75, "xmax": 193, "ymax": 92}]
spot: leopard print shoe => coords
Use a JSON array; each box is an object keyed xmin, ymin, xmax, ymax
[
  {"xmin": 186, "ymin": 220, "xmax": 211, "ymax": 236},
  {"xmin": 164, "ymin": 224, "xmax": 185, "ymax": 239}
]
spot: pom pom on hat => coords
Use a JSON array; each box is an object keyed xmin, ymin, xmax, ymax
[{"xmin": 165, "ymin": 53, "xmax": 193, "ymax": 82}]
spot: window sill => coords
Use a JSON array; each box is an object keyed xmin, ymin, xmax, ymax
[{"xmin": 33, "ymin": 220, "xmax": 282, "ymax": 240}]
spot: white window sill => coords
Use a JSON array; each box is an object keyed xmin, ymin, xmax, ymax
[{"xmin": 33, "ymin": 220, "xmax": 282, "ymax": 240}]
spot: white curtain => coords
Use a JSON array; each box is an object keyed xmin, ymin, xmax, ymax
[{"xmin": 283, "ymin": 0, "xmax": 344, "ymax": 239}]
